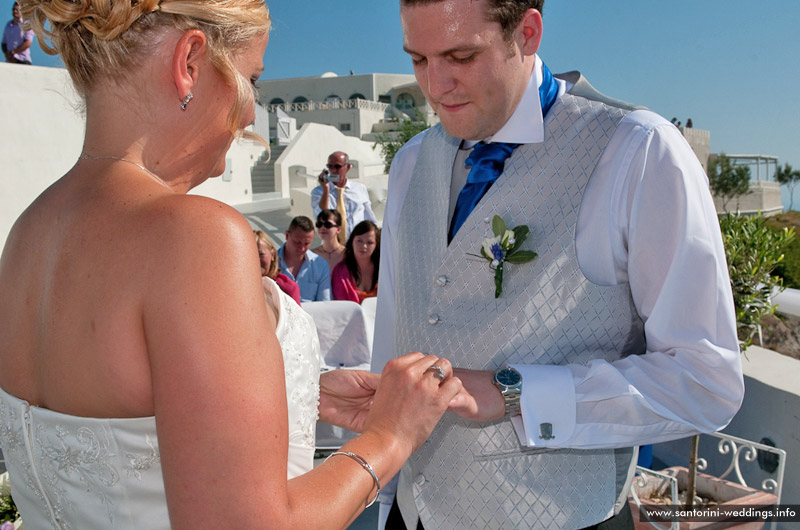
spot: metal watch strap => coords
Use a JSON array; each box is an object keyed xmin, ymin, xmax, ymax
[{"xmin": 501, "ymin": 387, "xmax": 521, "ymax": 416}]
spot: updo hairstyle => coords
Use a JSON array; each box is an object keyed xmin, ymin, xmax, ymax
[{"xmin": 19, "ymin": 0, "xmax": 269, "ymax": 138}]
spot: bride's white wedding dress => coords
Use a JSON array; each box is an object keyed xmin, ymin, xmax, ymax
[{"xmin": 0, "ymin": 278, "xmax": 321, "ymax": 529}]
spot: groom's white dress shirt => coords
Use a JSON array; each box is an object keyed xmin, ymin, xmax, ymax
[{"xmin": 374, "ymin": 56, "xmax": 743, "ymax": 450}]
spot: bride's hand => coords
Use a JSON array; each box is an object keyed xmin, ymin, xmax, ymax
[
  {"xmin": 364, "ymin": 352, "xmax": 462, "ymax": 454},
  {"xmin": 318, "ymin": 369, "xmax": 380, "ymax": 433}
]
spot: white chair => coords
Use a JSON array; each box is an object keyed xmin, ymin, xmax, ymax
[
  {"xmin": 360, "ymin": 296, "xmax": 377, "ymax": 353},
  {"xmin": 301, "ymin": 300, "xmax": 372, "ymax": 371},
  {"xmin": 301, "ymin": 300, "xmax": 375, "ymax": 449}
]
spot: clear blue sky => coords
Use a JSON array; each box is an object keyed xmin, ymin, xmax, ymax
[{"xmin": 7, "ymin": 0, "xmax": 800, "ymax": 205}]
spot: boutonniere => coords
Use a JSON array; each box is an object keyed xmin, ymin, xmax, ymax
[{"xmin": 474, "ymin": 215, "xmax": 537, "ymax": 298}]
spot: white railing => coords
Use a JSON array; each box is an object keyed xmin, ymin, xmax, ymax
[
  {"xmin": 632, "ymin": 431, "xmax": 786, "ymax": 530},
  {"xmin": 266, "ymin": 98, "xmax": 390, "ymax": 114},
  {"xmin": 699, "ymin": 432, "xmax": 786, "ymax": 505}
]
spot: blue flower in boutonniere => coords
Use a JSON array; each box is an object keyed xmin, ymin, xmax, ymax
[{"xmin": 475, "ymin": 215, "xmax": 537, "ymax": 298}]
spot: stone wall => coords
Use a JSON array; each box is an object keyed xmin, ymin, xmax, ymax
[
  {"xmin": 713, "ymin": 181, "xmax": 784, "ymax": 216},
  {"xmin": 680, "ymin": 126, "xmax": 710, "ymax": 173}
]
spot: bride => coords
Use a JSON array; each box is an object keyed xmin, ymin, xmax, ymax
[{"xmin": 0, "ymin": 0, "xmax": 464, "ymax": 528}]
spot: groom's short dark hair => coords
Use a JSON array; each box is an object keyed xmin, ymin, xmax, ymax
[{"xmin": 400, "ymin": 0, "xmax": 544, "ymax": 42}]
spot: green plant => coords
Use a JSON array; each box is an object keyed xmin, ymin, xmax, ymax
[
  {"xmin": 766, "ymin": 211, "xmax": 800, "ymax": 288},
  {"xmin": 774, "ymin": 163, "xmax": 800, "ymax": 211},
  {"xmin": 770, "ymin": 237, "xmax": 800, "ymax": 289},
  {"xmin": 708, "ymin": 154, "xmax": 751, "ymax": 212},
  {"xmin": 719, "ymin": 214, "xmax": 795, "ymax": 349},
  {"xmin": 373, "ymin": 110, "xmax": 431, "ymax": 172}
]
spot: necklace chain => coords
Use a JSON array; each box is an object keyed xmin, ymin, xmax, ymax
[
  {"xmin": 318, "ymin": 244, "xmax": 343, "ymax": 256},
  {"xmin": 79, "ymin": 154, "xmax": 171, "ymax": 190}
]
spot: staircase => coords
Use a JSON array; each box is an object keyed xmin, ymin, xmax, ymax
[{"xmin": 251, "ymin": 144, "xmax": 287, "ymax": 194}]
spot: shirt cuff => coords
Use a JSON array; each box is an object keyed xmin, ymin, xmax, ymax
[{"xmin": 509, "ymin": 364, "xmax": 576, "ymax": 447}]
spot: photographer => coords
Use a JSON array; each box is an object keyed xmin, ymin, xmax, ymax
[{"xmin": 311, "ymin": 151, "xmax": 377, "ymax": 243}]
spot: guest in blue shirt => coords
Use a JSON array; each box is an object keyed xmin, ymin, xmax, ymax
[
  {"xmin": 2, "ymin": 2, "xmax": 34, "ymax": 65},
  {"xmin": 278, "ymin": 216, "xmax": 331, "ymax": 302}
]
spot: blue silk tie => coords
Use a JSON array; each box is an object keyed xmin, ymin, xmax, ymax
[
  {"xmin": 448, "ymin": 142, "xmax": 519, "ymax": 242},
  {"xmin": 447, "ymin": 62, "xmax": 559, "ymax": 242}
]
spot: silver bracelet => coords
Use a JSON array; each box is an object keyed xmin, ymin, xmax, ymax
[{"xmin": 325, "ymin": 451, "xmax": 381, "ymax": 508}]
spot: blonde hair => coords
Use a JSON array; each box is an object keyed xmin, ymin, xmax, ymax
[
  {"xmin": 20, "ymin": 0, "xmax": 269, "ymax": 140},
  {"xmin": 253, "ymin": 230, "xmax": 279, "ymax": 279}
]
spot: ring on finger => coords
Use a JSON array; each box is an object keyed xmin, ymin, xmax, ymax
[{"xmin": 424, "ymin": 365, "xmax": 446, "ymax": 380}]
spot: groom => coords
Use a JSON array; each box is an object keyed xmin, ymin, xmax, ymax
[{"xmin": 373, "ymin": 1, "xmax": 744, "ymax": 529}]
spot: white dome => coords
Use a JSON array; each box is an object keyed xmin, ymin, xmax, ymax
[{"xmin": 320, "ymin": 72, "xmax": 338, "ymax": 78}]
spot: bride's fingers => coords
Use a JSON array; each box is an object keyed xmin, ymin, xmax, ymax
[
  {"xmin": 383, "ymin": 353, "xmax": 455, "ymax": 389},
  {"xmin": 388, "ymin": 352, "xmax": 444, "ymax": 376},
  {"xmin": 414, "ymin": 356, "xmax": 453, "ymax": 385},
  {"xmin": 438, "ymin": 374, "xmax": 463, "ymax": 401},
  {"xmin": 423, "ymin": 359, "xmax": 452, "ymax": 382},
  {"xmin": 384, "ymin": 351, "xmax": 426, "ymax": 373}
]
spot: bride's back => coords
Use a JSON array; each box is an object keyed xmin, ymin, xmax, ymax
[
  {"xmin": 0, "ymin": 0, "xmax": 272, "ymax": 421},
  {"xmin": 0, "ymin": 170, "xmax": 171, "ymax": 418}
]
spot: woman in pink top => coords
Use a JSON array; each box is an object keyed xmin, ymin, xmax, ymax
[
  {"xmin": 331, "ymin": 221, "xmax": 379, "ymax": 304},
  {"xmin": 254, "ymin": 230, "xmax": 301, "ymax": 305}
]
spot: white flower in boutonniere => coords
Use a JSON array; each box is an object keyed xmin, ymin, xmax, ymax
[{"xmin": 476, "ymin": 215, "xmax": 537, "ymax": 298}]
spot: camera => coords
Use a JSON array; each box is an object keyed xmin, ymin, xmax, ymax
[{"xmin": 324, "ymin": 169, "xmax": 340, "ymax": 184}]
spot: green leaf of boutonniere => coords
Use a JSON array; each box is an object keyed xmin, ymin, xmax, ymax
[
  {"xmin": 510, "ymin": 225, "xmax": 530, "ymax": 252},
  {"xmin": 505, "ymin": 250, "xmax": 538, "ymax": 264},
  {"xmin": 492, "ymin": 215, "xmax": 507, "ymax": 238}
]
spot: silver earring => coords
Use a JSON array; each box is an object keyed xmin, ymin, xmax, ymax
[{"xmin": 180, "ymin": 93, "xmax": 194, "ymax": 111}]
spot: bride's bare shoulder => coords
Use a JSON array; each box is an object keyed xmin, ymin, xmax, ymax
[{"xmin": 140, "ymin": 193, "xmax": 256, "ymax": 264}]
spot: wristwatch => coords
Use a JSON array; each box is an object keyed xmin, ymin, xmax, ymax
[{"xmin": 493, "ymin": 366, "xmax": 522, "ymax": 417}]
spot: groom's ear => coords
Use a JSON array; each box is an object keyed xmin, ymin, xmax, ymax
[{"xmin": 517, "ymin": 8, "xmax": 543, "ymax": 57}]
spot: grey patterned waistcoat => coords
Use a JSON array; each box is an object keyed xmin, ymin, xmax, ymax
[{"xmin": 393, "ymin": 78, "xmax": 646, "ymax": 530}]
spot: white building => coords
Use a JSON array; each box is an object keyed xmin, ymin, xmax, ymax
[{"xmin": 257, "ymin": 72, "xmax": 434, "ymax": 141}]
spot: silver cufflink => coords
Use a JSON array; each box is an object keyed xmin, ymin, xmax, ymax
[{"xmin": 539, "ymin": 423, "xmax": 554, "ymax": 440}]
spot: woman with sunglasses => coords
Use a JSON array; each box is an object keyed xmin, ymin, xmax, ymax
[
  {"xmin": 331, "ymin": 220, "xmax": 380, "ymax": 304},
  {"xmin": 312, "ymin": 209, "xmax": 345, "ymax": 271}
]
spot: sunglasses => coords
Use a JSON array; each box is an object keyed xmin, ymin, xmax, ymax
[
  {"xmin": 326, "ymin": 164, "xmax": 344, "ymax": 170},
  {"xmin": 316, "ymin": 221, "xmax": 340, "ymax": 229}
]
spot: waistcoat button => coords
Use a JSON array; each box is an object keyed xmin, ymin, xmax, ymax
[
  {"xmin": 427, "ymin": 314, "xmax": 440, "ymax": 325},
  {"xmin": 414, "ymin": 473, "xmax": 426, "ymax": 486},
  {"xmin": 436, "ymin": 275, "xmax": 448, "ymax": 287}
]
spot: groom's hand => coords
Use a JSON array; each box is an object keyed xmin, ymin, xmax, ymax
[
  {"xmin": 447, "ymin": 368, "xmax": 506, "ymax": 422},
  {"xmin": 317, "ymin": 369, "xmax": 380, "ymax": 433}
]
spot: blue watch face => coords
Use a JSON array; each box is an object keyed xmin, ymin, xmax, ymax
[{"xmin": 496, "ymin": 367, "xmax": 521, "ymax": 386}]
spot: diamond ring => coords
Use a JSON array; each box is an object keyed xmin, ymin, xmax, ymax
[{"xmin": 425, "ymin": 365, "xmax": 446, "ymax": 380}]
